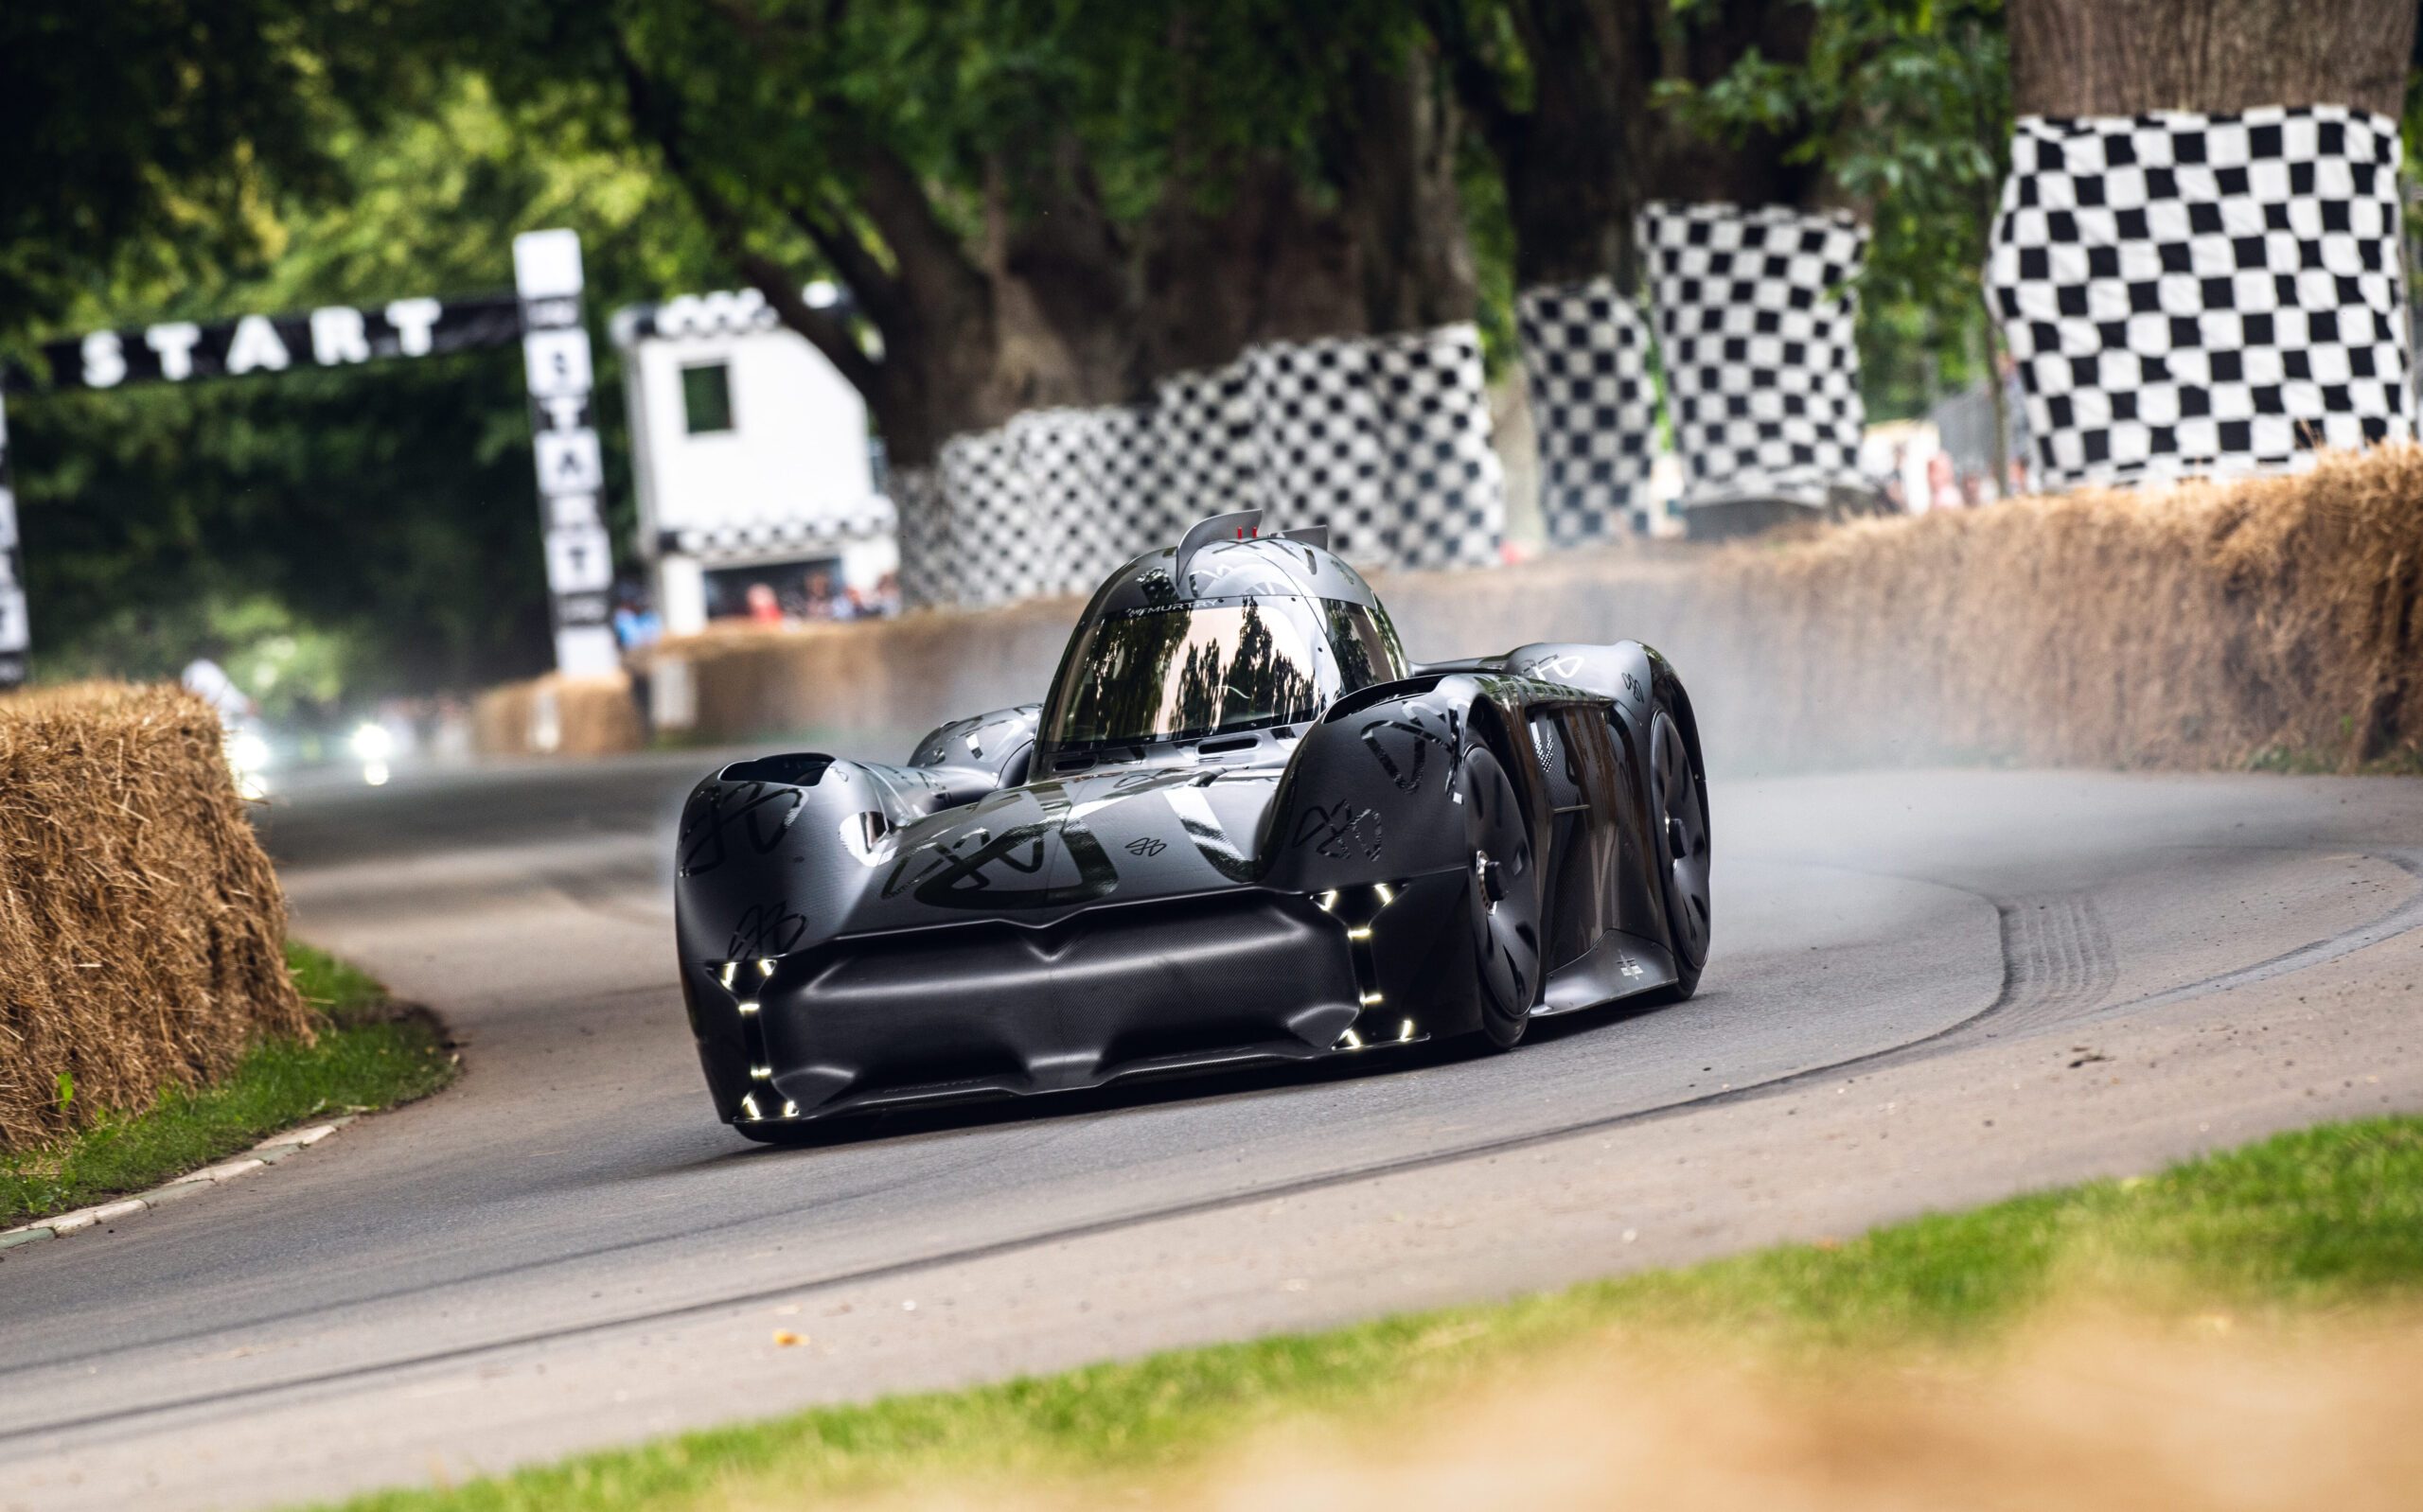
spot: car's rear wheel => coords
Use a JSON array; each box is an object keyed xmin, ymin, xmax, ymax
[
  {"xmin": 1648, "ymin": 697, "xmax": 1712, "ymax": 998},
  {"xmin": 1460, "ymin": 742, "xmax": 1542, "ymax": 1047}
]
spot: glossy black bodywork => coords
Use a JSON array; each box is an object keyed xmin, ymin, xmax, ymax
[{"xmin": 673, "ymin": 534, "xmax": 1705, "ymax": 1127}]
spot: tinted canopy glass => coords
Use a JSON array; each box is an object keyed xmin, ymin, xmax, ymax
[{"xmin": 1045, "ymin": 595, "xmax": 1399, "ymax": 748}]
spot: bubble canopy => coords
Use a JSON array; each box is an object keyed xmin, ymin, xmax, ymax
[{"xmin": 1041, "ymin": 594, "xmax": 1404, "ymax": 749}]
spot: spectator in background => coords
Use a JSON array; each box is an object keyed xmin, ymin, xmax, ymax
[
  {"xmin": 873, "ymin": 571, "xmax": 902, "ymax": 618},
  {"xmin": 800, "ymin": 570, "xmax": 839, "ymax": 621},
  {"xmin": 746, "ymin": 582, "xmax": 785, "ymax": 626},
  {"xmin": 1999, "ymin": 350, "xmax": 2033, "ymax": 496},
  {"xmin": 611, "ymin": 582, "xmax": 663, "ymax": 655},
  {"xmin": 1926, "ymin": 450, "xmax": 1961, "ymax": 511},
  {"xmin": 612, "ymin": 581, "xmax": 665, "ymax": 726}
]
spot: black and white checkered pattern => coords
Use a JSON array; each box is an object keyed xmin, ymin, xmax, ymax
[
  {"xmin": 1517, "ymin": 278, "xmax": 1662, "ymax": 542},
  {"xmin": 1641, "ymin": 202, "xmax": 1868, "ymax": 507},
  {"xmin": 1370, "ymin": 325, "xmax": 1504, "ymax": 567},
  {"xmin": 1246, "ymin": 336, "xmax": 1386, "ymax": 554},
  {"xmin": 1091, "ymin": 402, "xmax": 1161, "ymax": 573},
  {"xmin": 893, "ymin": 322, "xmax": 1506, "ymax": 607},
  {"xmin": 1006, "ymin": 407, "xmax": 1132, "ymax": 595},
  {"xmin": 893, "ymin": 466, "xmax": 950, "ymax": 610},
  {"xmin": 941, "ymin": 429, "xmax": 1052, "ymax": 607},
  {"xmin": 1988, "ymin": 105, "xmax": 2414, "ymax": 488},
  {"xmin": 658, "ymin": 501, "xmax": 896, "ymax": 563},
  {"xmin": 1149, "ymin": 362, "xmax": 1260, "ymax": 538}
]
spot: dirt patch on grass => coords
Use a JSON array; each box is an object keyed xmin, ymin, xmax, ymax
[{"xmin": 0, "ymin": 683, "xmax": 309, "ymax": 1151}]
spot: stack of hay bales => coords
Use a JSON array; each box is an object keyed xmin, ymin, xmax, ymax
[
  {"xmin": 0, "ymin": 684, "xmax": 308, "ymax": 1151},
  {"xmin": 469, "ymin": 671, "xmax": 645, "ymax": 759},
  {"xmin": 651, "ymin": 444, "xmax": 2423, "ymax": 775},
  {"xmin": 643, "ymin": 610, "xmax": 1076, "ymax": 753},
  {"xmin": 1388, "ymin": 444, "xmax": 2423, "ymax": 772}
]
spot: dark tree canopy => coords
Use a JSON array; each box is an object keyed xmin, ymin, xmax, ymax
[{"xmin": 9, "ymin": 0, "xmax": 2415, "ymax": 700}]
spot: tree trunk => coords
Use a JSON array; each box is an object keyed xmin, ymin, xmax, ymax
[
  {"xmin": 1435, "ymin": 0, "xmax": 1826, "ymax": 297},
  {"xmin": 1136, "ymin": 159, "xmax": 1369, "ymax": 379},
  {"xmin": 1335, "ymin": 43, "xmax": 1479, "ymax": 333},
  {"xmin": 1499, "ymin": 0, "xmax": 1641, "ymax": 289},
  {"xmin": 2008, "ymin": 0, "xmax": 2415, "ymax": 118},
  {"xmin": 808, "ymin": 147, "xmax": 1143, "ymax": 468}
]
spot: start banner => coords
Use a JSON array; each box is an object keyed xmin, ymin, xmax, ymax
[{"xmin": 36, "ymin": 294, "xmax": 524, "ymax": 393}]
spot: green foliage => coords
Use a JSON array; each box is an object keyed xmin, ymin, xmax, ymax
[
  {"xmin": 0, "ymin": 1, "xmax": 368, "ymax": 344},
  {"xmin": 326, "ymin": 1116, "xmax": 2423, "ymax": 1511},
  {"xmin": 9, "ymin": 73, "xmax": 720, "ymax": 698},
  {"xmin": 1659, "ymin": 0, "xmax": 2012, "ymax": 419},
  {"xmin": 1, "ymin": 943, "xmax": 452, "ymax": 1227}
]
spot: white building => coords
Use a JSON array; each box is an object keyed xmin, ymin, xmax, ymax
[{"xmin": 611, "ymin": 285, "xmax": 896, "ymax": 636}]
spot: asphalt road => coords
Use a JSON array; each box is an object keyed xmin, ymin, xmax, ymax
[{"xmin": 3, "ymin": 754, "xmax": 2420, "ymax": 1510}]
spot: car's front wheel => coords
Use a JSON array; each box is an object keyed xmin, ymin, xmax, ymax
[{"xmin": 1460, "ymin": 741, "xmax": 1543, "ymax": 1048}]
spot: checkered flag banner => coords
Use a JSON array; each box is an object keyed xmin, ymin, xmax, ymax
[
  {"xmin": 1641, "ymin": 202, "xmax": 1869, "ymax": 507},
  {"xmin": 1006, "ymin": 407, "xmax": 1135, "ymax": 597},
  {"xmin": 892, "ymin": 466, "xmax": 951, "ymax": 610},
  {"xmin": 1517, "ymin": 278, "xmax": 1660, "ymax": 543},
  {"xmin": 1149, "ymin": 363, "xmax": 1261, "ymax": 538},
  {"xmin": 655, "ymin": 501, "xmax": 895, "ymax": 563},
  {"xmin": 940, "ymin": 429, "xmax": 1053, "ymax": 608},
  {"xmin": 1370, "ymin": 324, "xmax": 1504, "ymax": 568},
  {"xmin": 1246, "ymin": 336, "xmax": 1388, "ymax": 556},
  {"xmin": 900, "ymin": 321, "xmax": 1504, "ymax": 607},
  {"xmin": 1988, "ymin": 106, "xmax": 2414, "ymax": 489}
]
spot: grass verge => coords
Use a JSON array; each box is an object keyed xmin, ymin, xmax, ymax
[
  {"xmin": 1, "ymin": 942, "xmax": 454, "ymax": 1226},
  {"xmin": 327, "ymin": 1115, "xmax": 2423, "ymax": 1512}
]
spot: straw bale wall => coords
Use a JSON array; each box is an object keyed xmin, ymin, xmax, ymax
[
  {"xmin": 652, "ymin": 446, "xmax": 2423, "ymax": 775},
  {"xmin": 470, "ymin": 672, "xmax": 646, "ymax": 759}
]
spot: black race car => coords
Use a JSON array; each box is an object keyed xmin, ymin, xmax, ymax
[{"xmin": 674, "ymin": 509, "xmax": 1711, "ymax": 1136}]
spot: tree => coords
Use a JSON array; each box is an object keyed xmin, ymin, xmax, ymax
[
  {"xmin": 0, "ymin": 0, "xmax": 401, "ymax": 345},
  {"xmin": 446, "ymin": 0, "xmax": 1476, "ymax": 468},
  {"xmin": 9, "ymin": 75, "xmax": 724, "ymax": 696},
  {"xmin": 1425, "ymin": 0, "xmax": 1825, "ymax": 294},
  {"xmin": 2007, "ymin": 0, "xmax": 2414, "ymax": 118}
]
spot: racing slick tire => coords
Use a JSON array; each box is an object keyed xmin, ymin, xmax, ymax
[
  {"xmin": 1460, "ymin": 741, "xmax": 1544, "ymax": 1049},
  {"xmin": 1647, "ymin": 688, "xmax": 1712, "ymax": 1000}
]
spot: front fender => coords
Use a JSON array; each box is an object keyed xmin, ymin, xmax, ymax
[{"xmin": 1263, "ymin": 674, "xmax": 1504, "ymax": 897}]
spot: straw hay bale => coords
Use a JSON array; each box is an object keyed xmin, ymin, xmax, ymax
[
  {"xmin": 0, "ymin": 683, "xmax": 308, "ymax": 1151},
  {"xmin": 469, "ymin": 672, "xmax": 645, "ymax": 758},
  {"xmin": 665, "ymin": 445, "xmax": 2423, "ymax": 774}
]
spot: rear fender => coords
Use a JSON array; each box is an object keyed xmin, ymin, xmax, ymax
[{"xmin": 1502, "ymin": 642, "xmax": 1664, "ymax": 730}]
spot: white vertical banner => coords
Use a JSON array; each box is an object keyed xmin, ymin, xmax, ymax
[
  {"xmin": 514, "ymin": 229, "xmax": 621, "ymax": 677},
  {"xmin": 0, "ymin": 384, "xmax": 27, "ymax": 686}
]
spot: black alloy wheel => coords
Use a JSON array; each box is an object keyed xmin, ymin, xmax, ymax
[{"xmin": 1459, "ymin": 742, "xmax": 1542, "ymax": 1047}]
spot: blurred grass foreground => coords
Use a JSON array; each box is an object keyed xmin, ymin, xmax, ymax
[{"xmin": 335, "ymin": 1116, "xmax": 2423, "ymax": 1512}]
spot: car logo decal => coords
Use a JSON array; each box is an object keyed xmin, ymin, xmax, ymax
[{"xmin": 1293, "ymin": 800, "xmax": 1384, "ymax": 860}]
